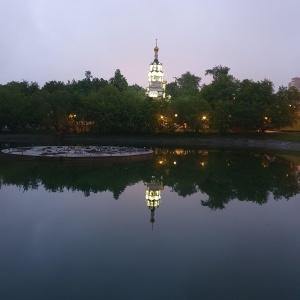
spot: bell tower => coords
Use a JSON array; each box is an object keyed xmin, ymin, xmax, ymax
[{"xmin": 146, "ymin": 40, "xmax": 166, "ymax": 98}]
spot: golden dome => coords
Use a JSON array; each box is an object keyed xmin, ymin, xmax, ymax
[{"xmin": 154, "ymin": 39, "xmax": 159, "ymax": 52}]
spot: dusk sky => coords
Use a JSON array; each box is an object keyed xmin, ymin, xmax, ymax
[{"xmin": 1, "ymin": 0, "xmax": 300, "ymax": 90}]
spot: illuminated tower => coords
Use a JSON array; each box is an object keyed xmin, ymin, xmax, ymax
[{"xmin": 146, "ymin": 40, "xmax": 166, "ymax": 98}]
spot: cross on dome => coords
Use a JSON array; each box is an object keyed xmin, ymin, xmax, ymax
[{"xmin": 154, "ymin": 39, "xmax": 159, "ymax": 52}]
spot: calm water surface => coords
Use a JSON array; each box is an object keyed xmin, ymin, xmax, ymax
[{"xmin": 0, "ymin": 148, "xmax": 300, "ymax": 300}]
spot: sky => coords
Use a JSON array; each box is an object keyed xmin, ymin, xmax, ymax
[{"xmin": 1, "ymin": 0, "xmax": 300, "ymax": 90}]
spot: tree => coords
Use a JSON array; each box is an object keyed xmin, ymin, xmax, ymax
[
  {"xmin": 268, "ymin": 86, "xmax": 300, "ymax": 129},
  {"xmin": 85, "ymin": 70, "xmax": 93, "ymax": 81},
  {"xmin": 171, "ymin": 97, "xmax": 211, "ymax": 132},
  {"xmin": 43, "ymin": 81, "xmax": 66, "ymax": 93},
  {"xmin": 0, "ymin": 81, "xmax": 34, "ymax": 131},
  {"xmin": 201, "ymin": 70, "xmax": 239, "ymax": 106},
  {"xmin": 165, "ymin": 81, "xmax": 178, "ymax": 99},
  {"xmin": 205, "ymin": 65, "xmax": 230, "ymax": 80},
  {"xmin": 129, "ymin": 84, "xmax": 145, "ymax": 95},
  {"xmin": 109, "ymin": 69, "xmax": 128, "ymax": 92},
  {"xmin": 210, "ymin": 100, "xmax": 232, "ymax": 133},
  {"xmin": 232, "ymin": 79, "xmax": 274, "ymax": 131},
  {"xmin": 175, "ymin": 72, "xmax": 201, "ymax": 97},
  {"xmin": 41, "ymin": 81, "xmax": 73, "ymax": 137},
  {"xmin": 70, "ymin": 74, "xmax": 109, "ymax": 95}
]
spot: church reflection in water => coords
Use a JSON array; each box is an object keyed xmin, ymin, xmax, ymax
[
  {"xmin": 1, "ymin": 148, "xmax": 300, "ymax": 210},
  {"xmin": 145, "ymin": 176, "xmax": 164, "ymax": 229}
]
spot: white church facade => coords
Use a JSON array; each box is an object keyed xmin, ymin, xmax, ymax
[{"xmin": 146, "ymin": 40, "xmax": 166, "ymax": 98}]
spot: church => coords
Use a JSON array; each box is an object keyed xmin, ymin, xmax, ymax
[{"xmin": 146, "ymin": 40, "xmax": 166, "ymax": 98}]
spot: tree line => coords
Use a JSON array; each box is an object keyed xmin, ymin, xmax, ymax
[{"xmin": 1, "ymin": 66, "xmax": 299, "ymax": 136}]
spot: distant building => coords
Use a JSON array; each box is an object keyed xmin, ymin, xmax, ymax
[
  {"xmin": 146, "ymin": 40, "xmax": 166, "ymax": 98},
  {"xmin": 288, "ymin": 77, "xmax": 300, "ymax": 90}
]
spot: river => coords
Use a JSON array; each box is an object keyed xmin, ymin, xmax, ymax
[{"xmin": 0, "ymin": 146, "xmax": 300, "ymax": 299}]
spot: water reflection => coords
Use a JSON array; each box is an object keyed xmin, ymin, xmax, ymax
[
  {"xmin": 145, "ymin": 176, "xmax": 163, "ymax": 229},
  {"xmin": 0, "ymin": 149, "xmax": 299, "ymax": 209},
  {"xmin": 1, "ymin": 147, "xmax": 300, "ymax": 300}
]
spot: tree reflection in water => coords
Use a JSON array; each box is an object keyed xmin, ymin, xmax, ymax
[{"xmin": 0, "ymin": 148, "xmax": 299, "ymax": 209}]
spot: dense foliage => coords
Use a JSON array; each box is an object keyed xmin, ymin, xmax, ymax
[{"xmin": 1, "ymin": 67, "xmax": 299, "ymax": 135}]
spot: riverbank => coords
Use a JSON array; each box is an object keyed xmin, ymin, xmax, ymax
[{"xmin": 1, "ymin": 133, "xmax": 300, "ymax": 152}]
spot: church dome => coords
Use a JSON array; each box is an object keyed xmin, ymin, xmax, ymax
[{"xmin": 154, "ymin": 39, "xmax": 159, "ymax": 52}]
